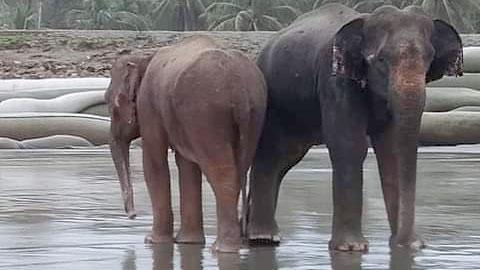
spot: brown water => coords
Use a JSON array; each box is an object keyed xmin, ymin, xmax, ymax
[{"xmin": 0, "ymin": 147, "xmax": 479, "ymax": 269}]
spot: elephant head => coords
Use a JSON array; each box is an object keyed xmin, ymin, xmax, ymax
[
  {"xmin": 331, "ymin": 5, "xmax": 463, "ymax": 247},
  {"xmin": 105, "ymin": 54, "xmax": 152, "ymax": 219}
]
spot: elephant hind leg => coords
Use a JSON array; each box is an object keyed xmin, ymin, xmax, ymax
[
  {"xmin": 174, "ymin": 151, "xmax": 205, "ymax": 244},
  {"xmin": 200, "ymin": 146, "xmax": 242, "ymax": 253},
  {"xmin": 248, "ymin": 126, "xmax": 311, "ymax": 245}
]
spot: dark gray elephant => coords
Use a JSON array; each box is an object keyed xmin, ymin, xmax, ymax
[{"xmin": 247, "ymin": 3, "xmax": 463, "ymax": 251}]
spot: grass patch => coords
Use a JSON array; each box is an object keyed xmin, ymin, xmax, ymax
[{"xmin": 0, "ymin": 34, "xmax": 33, "ymax": 49}]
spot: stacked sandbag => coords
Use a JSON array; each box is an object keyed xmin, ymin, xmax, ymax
[
  {"xmin": 0, "ymin": 78, "xmax": 111, "ymax": 148},
  {"xmin": 0, "ymin": 78, "xmax": 110, "ymax": 100},
  {"xmin": 420, "ymin": 46, "xmax": 480, "ymax": 145},
  {"xmin": 0, "ymin": 91, "xmax": 106, "ymax": 113},
  {"xmin": 463, "ymin": 47, "xmax": 480, "ymax": 73},
  {"xmin": 420, "ymin": 112, "xmax": 480, "ymax": 145},
  {"xmin": 0, "ymin": 113, "xmax": 110, "ymax": 145},
  {"xmin": 424, "ymin": 87, "xmax": 480, "ymax": 112},
  {"xmin": 0, "ymin": 135, "xmax": 94, "ymax": 149}
]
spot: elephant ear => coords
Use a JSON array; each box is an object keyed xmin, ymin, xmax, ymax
[
  {"xmin": 427, "ymin": 20, "xmax": 463, "ymax": 83},
  {"xmin": 114, "ymin": 60, "xmax": 145, "ymax": 124},
  {"xmin": 332, "ymin": 18, "xmax": 367, "ymax": 89}
]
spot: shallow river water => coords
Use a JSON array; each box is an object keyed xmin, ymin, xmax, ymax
[{"xmin": 0, "ymin": 147, "xmax": 479, "ymax": 270}]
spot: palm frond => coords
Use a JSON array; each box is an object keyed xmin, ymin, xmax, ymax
[{"xmin": 208, "ymin": 13, "xmax": 236, "ymax": 30}]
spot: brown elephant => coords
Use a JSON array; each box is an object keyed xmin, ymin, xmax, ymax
[{"xmin": 105, "ymin": 36, "xmax": 267, "ymax": 252}]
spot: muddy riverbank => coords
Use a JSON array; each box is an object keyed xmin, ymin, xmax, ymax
[{"xmin": 0, "ymin": 30, "xmax": 479, "ymax": 79}]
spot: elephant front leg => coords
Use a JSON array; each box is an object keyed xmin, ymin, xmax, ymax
[
  {"xmin": 324, "ymin": 81, "xmax": 369, "ymax": 252},
  {"xmin": 142, "ymin": 136, "xmax": 174, "ymax": 244},
  {"xmin": 328, "ymin": 144, "xmax": 369, "ymax": 252},
  {"xmin": 174, "ymin": 152, "xmax": 205, "ymax": 244}
]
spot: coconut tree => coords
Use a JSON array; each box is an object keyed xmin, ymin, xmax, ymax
[
  {"xmin": 149, "ymin": 0, "xmax": 206, "ymax": 30},
  {"xmin": 311, "ymin": 0, "xmax": 480, "ymax": 33},
  {"xmin": 66, "ymin": 0, "xmax": 150, "ymax": 30},
  {"xmin": 205, "ymin": 0, "xmax": 301, "ymax": 31},
  {"xmin": 12, "ymin": 1, "xmax": 35, "ymax": 29},
  {"xmin": 418, "ymin": 0, "xmax": 480, "ymax": 33}
]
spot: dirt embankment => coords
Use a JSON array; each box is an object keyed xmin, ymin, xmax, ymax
[
  {"xmin": 0, "ymin": 30, "xmax": 275, "ymax": 79},
  {"xmin": 0, "ymin": 30, "xmax": 479, "ymax": 79}
]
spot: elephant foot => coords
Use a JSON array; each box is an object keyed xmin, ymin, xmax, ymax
[
  {"xmin": 247, "ymin": 223, "xmax": 281, "ymax": 246},
  {"xmin": 211, "ymin": 237, "xmax": 241, "ymax": 253},
  {"xmin": 329, "ymin": 233, "xmax": 369, "ymax": 252},
  {"xmin": 390, "ymin": 234, "xmax": 426, "ymax": 251},
  {"xmin": 175, "ymin": 230, "xmax": 205, "ymax": 244},
  {"xmin": 126, "ymin": 209, "xmax": 137, "ymax": 220},
  {"xmin": 144, "ymin": 232, "xmax": 174, "ymax": 244}
]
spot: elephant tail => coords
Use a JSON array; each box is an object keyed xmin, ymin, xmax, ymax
[
  {"xmin": 233, "ymin": 100, "xmax": 264, "ymax": 239},
  {"xmin": 233, "ymin": 109, "xmax": 249, "ymax": 239}
]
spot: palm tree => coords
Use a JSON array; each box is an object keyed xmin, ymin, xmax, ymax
[
  {"xmin": 12, "ymin": 1, "xmax": 35, "ymax": 29},
  {"xmin": 311, "ymin": 0, "xmax": 480, "ymax": 33},
  {"xmin": 205, "ymin": 0, "xmax": 301, "ymax": 31},
  {"xmin": 418, "ymin": 0, "xmax": 480, "ymax": 33},
  {"xmin": 66, "ymin": 0, "xmax": 150, "ymax": 30},
  {"xmin": 149, "ymin": 0, "xmax": 206, "ymax": 30}
]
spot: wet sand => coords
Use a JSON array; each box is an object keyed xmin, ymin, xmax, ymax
[{"xmin": 0, "ymin": 147, "xmax": 479, "ymax": 269}]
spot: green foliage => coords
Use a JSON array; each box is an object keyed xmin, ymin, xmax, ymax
[
  {"xmin": 66, "ymin": 0, "xmax": 150, "ymax": 30},
  {"xmin": 0, "ymin": 34, "xmax": 33, "ymax": 49},
  {"xmin": 13, "ymin": 3, "xmax": 34, "ymax": 29},
  {"xmin": 418, "ymin": 0, "xmax": 480, "ymax": 33},
  {"xmin": 0, "ymin": 0, "xmax": 479, "ymax": 33},
  {"xmin": 0, "ymin": 0, "xmax": 36, "ymax": 29},
  {"xmin": 149, "ymin": 0, "xmax": 207, "ymax": 30},
  {"xmin": 204, "ymin": 0, "xmax": 300, "ymax": 31}
]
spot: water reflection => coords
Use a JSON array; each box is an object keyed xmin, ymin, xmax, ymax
[
  {"xmin": 179, "ymin": 245, "xmax": 203, "ymax": 270},
  {"xmin": 329, "ymin": 249, "xmax": 415, "ymax": 270},
  {"xmin": 330, "ymin": 252, "xmax": 362, "ymax": 270},
  {"xmin": 1, "ymin": 148, "xmax": 479, "ymax": 269},
  {"xmin": 389, "ymin": 249, "xmax": 415, "ymax": 270},
  {"xmin": 152, "ymin": 244, "xmax": 174, "ymax": 270},
  {"xmin": 122, "ymin": 249, "xmax": 137, "ymax": 270},
  {"xmin": 145, "ymin": 244, "xmax": 278, "ymax": 270}
]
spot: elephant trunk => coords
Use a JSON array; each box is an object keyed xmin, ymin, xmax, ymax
[
  {"xmin": 110, "ymin": 135, "xmax": 136, "ymax": 219},
  {"xmin": 389, "ymin": 70, "xmax": 426, "ymax": 245}
]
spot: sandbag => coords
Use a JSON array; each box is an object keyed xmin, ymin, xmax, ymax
[
  {"xmin": 0, "ymin": 137, "xmax": 22, "ymax": 149},
  {"xmin": 80, "ymin": 103, "xmax": 109, "ymax": 117},
  {"xmin": 427, "ymin": 74, "xmax": 480, "ymax": 90},
  {"xmin": 0, "ymin": 78, "xmax": 110, "ymax": 101},
  {"xmin": 0, "ymin": 91, "xmax": 105, "ymax": 113},
  {"xmin": 0, "ymin": 113, "xmax": 110, "ymax": 145},
  {"xmin": 21, "ymin": 135, "xmax": 94, "ymax": 149},
  {"xmin": 420, "ymin": 111, "xmax": 480, "ymax": 145},
  {"xmin": 425, "ymin": 87, "xmax": 480, "ymax": 112},
  {"xmin": 463, "ymin": 47, "xmax": 480, "ymax": 73},
  {"xmin": 451, "ymin": 106, "xmax": 480, "ymax": 112},
  {"xmin": 0, "ymin": 135, "xmax": 95, "ymax": 149}
]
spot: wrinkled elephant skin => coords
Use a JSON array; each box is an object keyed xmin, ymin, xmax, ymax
[
  {"xmin": 107, "ymin": 36, "xmax": 267, "ymax": 253},
  {"xmin": 247, "ymin": 3, "xmax": 463, "ymax": 252}
]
